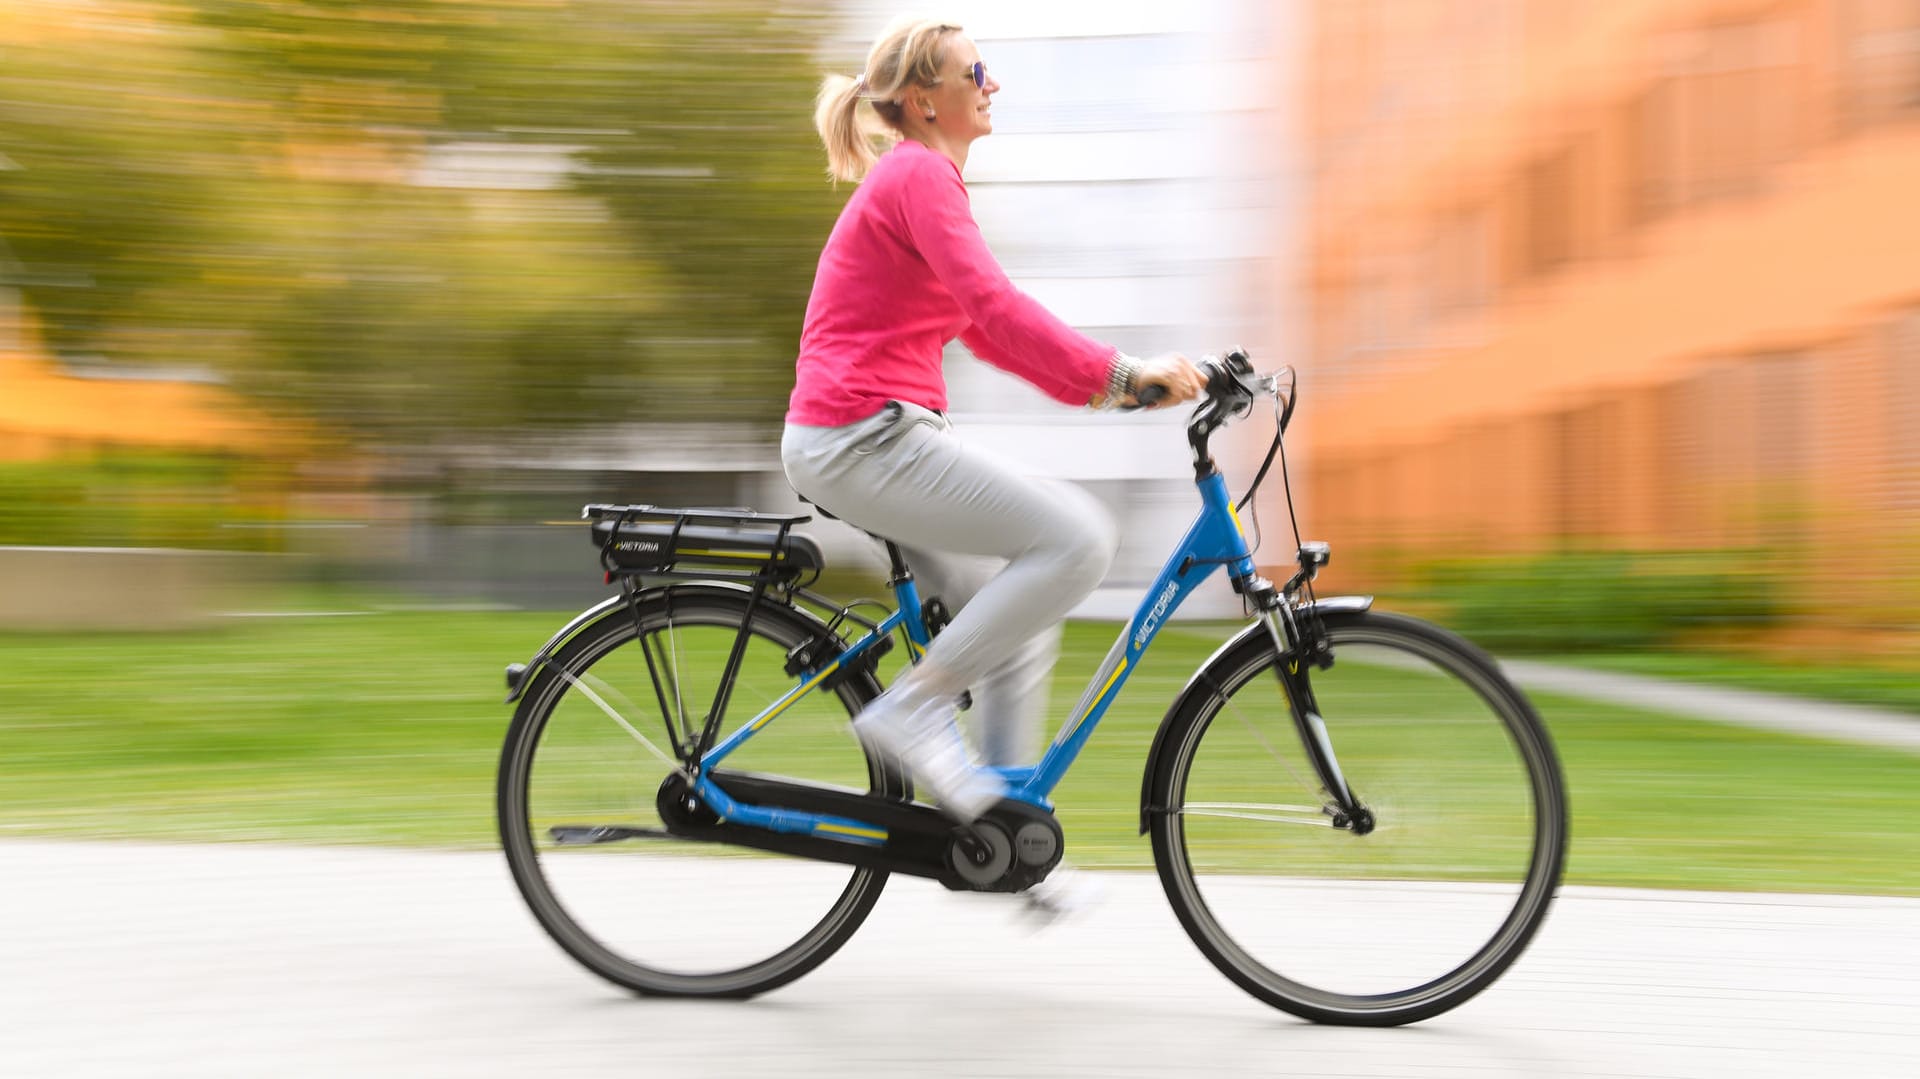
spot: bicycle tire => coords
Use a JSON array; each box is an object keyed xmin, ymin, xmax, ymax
[
  {"xmin": 498, "ymin": 583, "xmax": 898, "ymax": 998},
  {"xmin": 1147, "ymin": 608, "xmax": 1567, "ymax": 1026}
]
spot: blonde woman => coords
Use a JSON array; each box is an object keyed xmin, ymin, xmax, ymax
[{"xmin": 782, "ymin": 18, "xmax": 1204, "ymax": 823}]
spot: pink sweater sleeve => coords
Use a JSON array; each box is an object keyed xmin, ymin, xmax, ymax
[{"xmin": 899, "ymin": 155, "xmax": 1114, "ymax": 406}]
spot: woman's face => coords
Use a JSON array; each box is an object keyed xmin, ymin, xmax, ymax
[{"xmin": 922, "ymin": 35, "xmax": 999, "ymax": 142}]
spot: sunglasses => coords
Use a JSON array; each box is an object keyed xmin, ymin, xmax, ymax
[{"xmin": 959, "ymin": 60, "xmax": 988, "ymax": 89}]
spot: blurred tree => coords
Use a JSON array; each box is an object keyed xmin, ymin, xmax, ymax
[
  {"xmin": 444, "ymin": 1, "xmax": 847, "ymax": 426},
  {"xmin": 1, "ymin": 0, "xmax": 843, "ymax": 447},
  {"xmin": 0, "ymin": 12, "xmax": 243, "ymax": 367}
]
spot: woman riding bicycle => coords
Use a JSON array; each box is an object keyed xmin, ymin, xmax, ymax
[{"xmin": 781, "ymin": 16, "xmax": 1205, "ymax": 823}]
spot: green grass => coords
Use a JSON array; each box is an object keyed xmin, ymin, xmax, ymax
[{"xmin": 1, "ymin": 611, "xmax": 1915, "ymax": 896}]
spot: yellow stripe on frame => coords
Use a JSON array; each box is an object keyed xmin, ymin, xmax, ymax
[
  {"xmin": 1077, "ymin": 656, "xmax": 1129, "ymax": 723},
  {"xmin": 815, "ymin": 822, "xmax": 888, "ymax": 841},
  {"xmin": 748, "ymin": 659, "xmax": 842, "ymax": 731}
]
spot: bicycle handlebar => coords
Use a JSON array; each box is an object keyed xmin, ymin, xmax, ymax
[
  {"xmin": 1126, "ymin": 349, "xmax": 1285, "ymax": 414},
  {"xmin": 1156, "ymin": 349, "xmax": 1294, "ymax": 480}
]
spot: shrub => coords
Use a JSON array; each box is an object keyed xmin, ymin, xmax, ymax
[
  {"xmin": 1414, "ymin": 550, "xmax": 1780, "ymax": 653},
  {"xmin": 0, "ymin": 451, "xmax": 281, "ymax": 552}
]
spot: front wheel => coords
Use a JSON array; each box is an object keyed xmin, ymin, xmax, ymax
[{"xmin": 1147, "ymin": 609, "xmax": 1568, "ymax": 1026}]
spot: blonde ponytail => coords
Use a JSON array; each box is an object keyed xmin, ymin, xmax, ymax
[
  {"xmin": 813, "ymin": 17, "xmax": 961, "ymax": 183},
  {"xmin": 815, "ymin": 73, "xmax": 876, "ymax": 184}
]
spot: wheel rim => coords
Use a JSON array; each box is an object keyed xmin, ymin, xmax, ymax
[
  {"xmin": 1165, "ymin": 623, "xmax": 1562, "ymax": 1015},
  {"xmin": 505, "ymin": 599, "xmax": 886, "ymax": 993}
]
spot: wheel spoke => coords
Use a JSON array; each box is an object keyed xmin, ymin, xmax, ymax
[
  {"xmin": 637, "ymin": 623, "xmax": 690, "ymax": 754},
  {"xmin": 1177, "ymin": 802, "xmax": 1334, "ymax": 827},
  {"xmin": 664, "ymin": 612, "xmax": 694, "ymax": 748},
  {"xmin": 550, "ymin": 665, "xmax": 679, "ymax": 769},
  {"xmin": 1218, "ymin": 681, "xmax": 1337, "ymax": 816}
]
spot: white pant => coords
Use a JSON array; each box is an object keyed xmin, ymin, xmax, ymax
[{"xmin": 781, "ymin": 401, "xmax": 1118, "ymax": 766}]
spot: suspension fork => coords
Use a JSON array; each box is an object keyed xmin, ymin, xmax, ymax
[{"xmin": 1258, "ymin": 597, "xmax": 1375, "ymax": 835}]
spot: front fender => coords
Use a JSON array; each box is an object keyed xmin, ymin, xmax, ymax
[{"xmin": 1136, "ymin": 595, "xmax": 1373, "ymax": 833}]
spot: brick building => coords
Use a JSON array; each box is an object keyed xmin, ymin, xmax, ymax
[{"xmin": 1296, "ymin": 0, "xmax": 1920, "ymax": 638}]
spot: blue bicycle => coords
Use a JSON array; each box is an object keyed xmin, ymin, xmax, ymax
[{"xmin": 497, "ymin": 351, "xmax": 1568, "ymax": 1026}]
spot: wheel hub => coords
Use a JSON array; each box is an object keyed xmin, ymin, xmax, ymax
[{"xmin": 656, "ymin": 772, "xmax": 719, "ymax": 832}]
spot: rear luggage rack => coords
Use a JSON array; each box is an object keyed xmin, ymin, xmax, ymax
[{"xmin": 583, "ymin": 504, "xmax": 823, "ymax": 586}]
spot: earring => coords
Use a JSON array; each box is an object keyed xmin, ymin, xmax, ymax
[{"xmin": 925, "ymin": 109, "xmax": 936, "ymax": 120}]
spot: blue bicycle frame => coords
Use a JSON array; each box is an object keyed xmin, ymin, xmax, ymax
[{"xmin": 688, "ymin": 469, "xmax": 1258, "ymax": 846}]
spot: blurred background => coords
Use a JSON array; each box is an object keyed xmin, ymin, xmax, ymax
[
  {"xmin": 1292, "ymin": 0, "xmax": 1920, "ymax": 660},
  {"xmin": 0, "ymin": 0, "xmax": 1287, "ymax": 620},
  {"xmin": 1, "ymin": 1, "xmax": 1916, "ymax": 888}
]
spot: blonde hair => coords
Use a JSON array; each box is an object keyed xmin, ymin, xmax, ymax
[{"xmin": 814, "ymin": 16, "xmax": 961, "ymax": 183}]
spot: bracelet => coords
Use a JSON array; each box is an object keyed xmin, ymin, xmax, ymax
[{"xmin": 1104, "ymin": 351, "xmax": 1140, "ymax": 403}]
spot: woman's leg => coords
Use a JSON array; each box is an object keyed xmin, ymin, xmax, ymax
[
  {"xmin": 784, "ymin": 403, "xmax": 1114, "ymax": 694},
  {"xmin": 897, "ymin": 545, "xmax": 1060, "ymax": 767},
  {"xmin": 783, "ymin": 404, "xmax": 1114, "ymax": 813}
]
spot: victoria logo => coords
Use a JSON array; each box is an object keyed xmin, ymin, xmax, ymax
[{"xmin": 1132, "ymin": 581, "xmax": 1180, "ymax": 651}]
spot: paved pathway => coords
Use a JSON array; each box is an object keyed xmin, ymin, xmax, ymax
[
  {"xmin": 3, "ymin": 840, "xmax": 1915, "ymax": 1078},
  {"xmin": 5, "ymin": 654, "xmax": 1914, "ymax": 1075},
  {"xmin": 1501, "ymin": 660, "xmax": 1920, "ymax": 754}
]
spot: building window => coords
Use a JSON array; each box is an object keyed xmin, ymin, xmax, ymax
[
  {"xmin": 1431, "ymin": 204, "xmax": 1495, "ymax": 316},
  {"xmin": 1632, "ymin": 18, "xmax": 1803, "ymax": 218},
  {"xmin": 1750, "ymin": 351, "xmax": 1809, "ymax": 547},
  {"xmin": 1891, "ymin": 310, "xmax": 1920, "ymax": 517},
  {"xmin": 1627, "ymin": 79, "xmax": 1683, "ymax": 224},
  {"xmin": 1523, "ymin": 148, "xmax": 1576, "ymax": 275},
  {"xmin": 1838, "ymin": 0, "xmax": 1920, "ymax": 131}
]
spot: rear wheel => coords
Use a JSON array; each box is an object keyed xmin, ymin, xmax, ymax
[
  {"xmin": 1148, "ymin": 609, "xmax": 1567, "ymax": 1025},
  {"xmin": 498, "ymin": 585, "xmax": 899, "ymax": 998}
]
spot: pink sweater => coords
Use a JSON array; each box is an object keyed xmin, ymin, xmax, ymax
[{"xmin": 786, "ymin": 139, "xmax": 1114, "ymax": 426}]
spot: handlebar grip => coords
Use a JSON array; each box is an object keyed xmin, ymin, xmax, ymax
[{"xmin": 1132, "ymin": 384, "xmax": 1169, "ymax": 408}]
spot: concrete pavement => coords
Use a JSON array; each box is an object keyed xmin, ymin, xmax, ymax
[{"xmin": 2, "ymin": 839, "xmax": 1915, "ymax": 1078}]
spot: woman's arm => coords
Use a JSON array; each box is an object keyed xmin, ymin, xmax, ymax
[
  {"xmin": 956, "ymin": 326, "xmax": 1122, "ymax": 408},
  {"xmin": 900, "ymin": 155, "xmax": 1114, "ymax": 406}
]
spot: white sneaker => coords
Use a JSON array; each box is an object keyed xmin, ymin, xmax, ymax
[
  {"xmin": 1017, "ymin": 862, "xmax": 1105, "ymax": 926},
  {"xmin": 853, "ymin": 690, "xmax": 1006, "ymax": 823}
]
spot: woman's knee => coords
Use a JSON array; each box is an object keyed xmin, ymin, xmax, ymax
[{"xmin": 1043, "ymin": 483, "xmax": 1118, "ymax": 588}]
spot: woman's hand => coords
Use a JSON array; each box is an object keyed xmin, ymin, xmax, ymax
[{"xmin": 1128, "ymin": 353, "xmax": 1205, "ymax": 409}]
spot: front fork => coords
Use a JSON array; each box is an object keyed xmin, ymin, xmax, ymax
[{"xmin": 1247, "ymin": 548, "xmax": 1376, "ymax": 835}]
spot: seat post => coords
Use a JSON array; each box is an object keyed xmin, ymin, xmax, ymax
[{"xmin": 883, "ymin": 541, "xmax": 913, "ymax": 587}]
